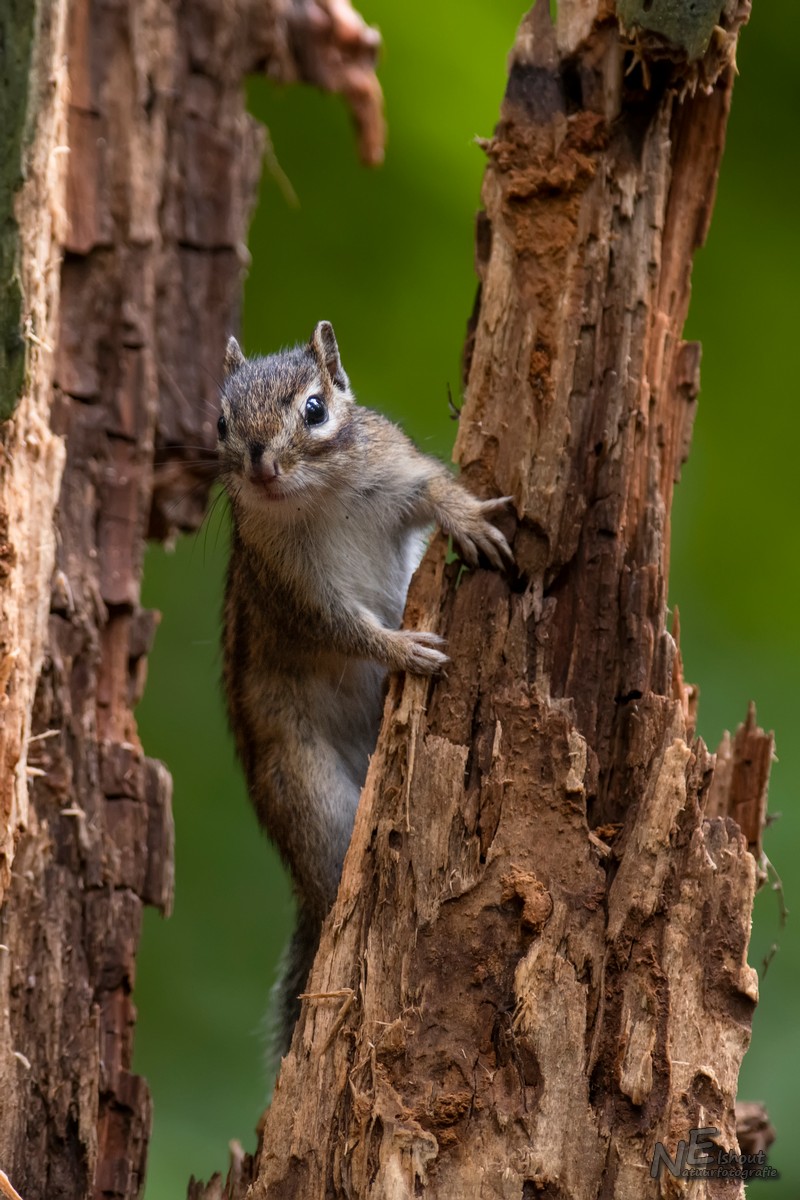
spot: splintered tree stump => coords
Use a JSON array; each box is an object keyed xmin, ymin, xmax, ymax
[
  {"xmin": 0, "ymin": 0, "xmax": 382, "ymax": 1196},
  {"xmin": 236, "ymin": 3, "xmax": 771, "ymax": 1199},
  {"xmin": 1, "ymin": 0, "xmax": 772, "ymax": 1196}
]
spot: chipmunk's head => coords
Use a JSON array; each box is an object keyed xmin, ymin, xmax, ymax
[{"xmin": 218, "ymin": 321, "xmax": 360, "ymax": 517}]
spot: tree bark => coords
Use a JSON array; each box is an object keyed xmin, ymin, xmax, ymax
[
  {"xmin": 0, "ymin": 2, "xmax": 381, "ymax": 1197},
  {"xmin": 229, "ymin": 3, "xmax": 772, "ymax": 1199},
  {"xmin": 1, "ymin": 0, "xmax": 773, "ymax": 1197}
]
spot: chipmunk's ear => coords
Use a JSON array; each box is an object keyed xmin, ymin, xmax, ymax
[
  {"xmin": 223, "ymin": 336, "xmax": 245, "ymax": 379},
  {"xmin": 311, "ymin": 320, "xmax": 348, "ymax": 389}
]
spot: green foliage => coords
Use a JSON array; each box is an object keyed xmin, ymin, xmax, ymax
[{"xmin": 134, "ymin": 3, "xmax": 799, "ymax": 1196}]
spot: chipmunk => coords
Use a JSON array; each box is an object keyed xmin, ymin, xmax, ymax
[{"xmin": 218, "ymin": 321, "xmax": 513, "ymax": 1062}]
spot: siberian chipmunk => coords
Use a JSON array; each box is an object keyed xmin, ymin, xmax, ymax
[{"xmin": 219, "ymin": 321, "xmax": 513, "ymax": 1060}]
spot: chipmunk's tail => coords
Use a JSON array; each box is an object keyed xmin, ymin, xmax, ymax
[{"xmin": 267, "ymin": 901, "xmax": 322, "ymax": 1072}]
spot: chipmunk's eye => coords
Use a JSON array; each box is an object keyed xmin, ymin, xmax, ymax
[
  {"xmin": 217, "ymin": 413, "xmax": 227, "ymax": 440},
  {"xmin": 304, "ymin": 395, "xmax": 327, "ymax": 427}
]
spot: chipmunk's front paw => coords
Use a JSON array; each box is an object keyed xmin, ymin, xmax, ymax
[
  {"xmin": 452, "ymin": 497, "xmax": 514, "ymax": 570},
  {"xmin": 388, "ymin": 629, "xmax": 449, "ymax": 676}
]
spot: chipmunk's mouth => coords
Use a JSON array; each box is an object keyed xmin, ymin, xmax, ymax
[
  {"xmin": 254, "ymin": 481, "xmax": 288, "ymax": 501},
  {"xmin": 247, "ymin": 474, "xmax": 297, "ymax": 504}
]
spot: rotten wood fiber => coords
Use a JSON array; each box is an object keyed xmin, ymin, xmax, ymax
[
  {"xmin": 0, "ymin": 0, "xmax": 383, "ymax": 1196},
  {"xmin": 240, "ymin": 3, "xmax": 771, "ymax": 1199}
]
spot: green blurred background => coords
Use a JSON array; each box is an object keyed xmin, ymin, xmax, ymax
[{"xmin": 133, "ymin": 2, "xmax": 799, "ymax": 1195}]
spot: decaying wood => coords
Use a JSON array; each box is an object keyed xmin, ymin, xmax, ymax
[
  {"xmin": 188, "ymin": 1142, "xmax": 256, "ymax": 1200},
  {"xmin": 734, "ymin": 1100, "xmax": 775, "ymax": 1160},
  {"xmin": 227, "ymin": 3, "xmax": 772, "ymax": 1198},
  {"xmin": 0, "ymin": 0, "xmax": 69, "ymax": 918},
  {"xmin": 0, "ymin": 0, "xmax": 382, "ymax": 1196}
]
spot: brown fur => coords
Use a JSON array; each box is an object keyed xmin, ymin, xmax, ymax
[{"xmin": 219, "ymin": 322, "xmax": 513, "ymax": 1063}]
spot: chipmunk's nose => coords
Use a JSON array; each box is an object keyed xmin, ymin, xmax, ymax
[{"xmin": 249, "ymin": 444, "xmax": 281, "ymax": 481}]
